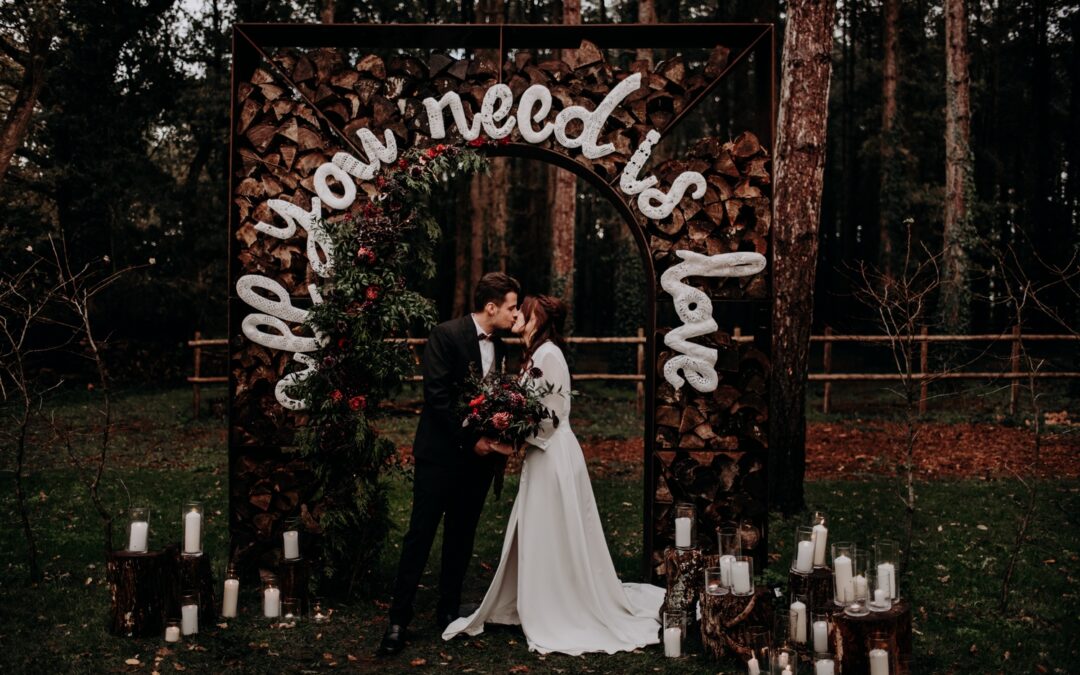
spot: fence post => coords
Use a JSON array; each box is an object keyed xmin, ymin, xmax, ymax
[
  {"xmin": 193, "ymin": 331, "xmax": 202, "ymax": 420},
  {"xmin": 636, "ymin": 327, "xmax": 645, "ymax": 414},
  {"xmin": 1010, "ymin": 324, "xmax": 1021, "ymax": 416},
  {"xmin": 822, "ymin": 326, "xmax": 832, "ymax": 414},
  {"xmin": 918, "ymin": 326, "xmax": 929, "ymax": 415}
]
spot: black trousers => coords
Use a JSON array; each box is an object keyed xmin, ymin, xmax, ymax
[{"xmin": 388, "ymin": 458, "xmax": 495, "ymax": 626}]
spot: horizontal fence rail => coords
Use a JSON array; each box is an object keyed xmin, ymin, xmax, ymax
[{"xmin": 193, "ymin": 326, "xmax": 1078, "ymax": 416}]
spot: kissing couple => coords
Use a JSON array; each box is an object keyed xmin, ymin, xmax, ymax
[{"xmin": 378, "ymin": 272, "xmax": 664, "ymax": 657}]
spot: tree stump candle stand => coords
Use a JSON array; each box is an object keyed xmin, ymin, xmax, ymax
[
  {"xmin": 789, "ymin": 566, "xmax": 835, "ymax": 614},
  {"xmin": 699, "ymin": 586, "xmax": 773, "ymax": 661},
  {"xmin": 279, "ymin": 557, "xmax": 310, "ymax": 614},
  {"xmin": 661, "ymin": 546, "xmax": 704, "ymax": 617},
  {"xmin": 833, "ymin": 599, "xmax": 912, "ymax": 674},
  {"xmin": 106, "ymin": 549, "xmax": 171, "ymax": 637},
  {"xmin": 169, "ymin": 546, "xmax": 217, "ymax": 620}
]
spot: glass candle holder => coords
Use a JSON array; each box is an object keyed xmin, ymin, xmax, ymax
[
  {"xmin": 811, "ymin": 611, "xmax": 832, "ymax": 654},
  {"xmin": 181, "ymin": 501, "xmax": 203, "ymax": 556},
  {"xmin": 281, "ymin": 598, "xmax": 300, "ymax": 627},
  {"xmin": 283, "ymin": 529, "xmax": 301, "ymax": 560},
  {"xmin": 221, "ymin": 564, "xmax": 239, "ymax": 618},
  {"xmin": 792, "ymin": 526, "xmax": 815, "ymax": 574},
  {"xmin": 746, "ymin": 625, "xmax": 770, "ymax": 675},
  {"xmin": 867, "ymin": 632, "xmax": 892, "ymax": 675},
  {"xmin": 813, "ymin": 652, "xmax": 837, "ymax": 675},
  {"xmin": 789, "ymin": 593, "xmax": 809, "ymax": 646},
  {"xmin": 311, "ymin": 596, "xmax": 331, "ymax": 623},
  {"xmin": 180, "ymin": 593, "xmax": 199, "ymax": 635},
  {"xmin": 771, "ymin": 646, "xmax": 798, "ymax": 674},
  {"xmin": 662, "ymin": 609, "xmax": 685, "ymax": 657},
  {"xmin": 810, "ymin": 511, "xmax": 828, "ymax": 568},
  {"xmin": 874, "ymin": 539, "xmax": 900, "ymax": 602},
  {"xmin": 164, "ymin": 618, "xmax": 181, "ymax": 643},
  {"xmin": 717, "ymin": 526, "xmax": 740, "ymax": 590},
  {"xmin": 845, "ymin": 548, "xmax": 871, "ymax": 617},
  {"xmin": 704, "ymin": 566, "xmax": 728, "ymax": 596},
  {"xmin": 262, "ymin": 574, "xmax": 281, "ymax": 618},
  {"xmin": 831, "ymin": 541, "xmax": 856, "ymax": 606},
  {"xmin": 674, "ymin": 502, "xmax": 696, "ymax": 549},
  {"xmin": 126, "ymin": 506, "xmax": 150, "ymax": 553},
  {"xmin": 731, "ymin": 555, "xmax": 754, "ymax": 596}
]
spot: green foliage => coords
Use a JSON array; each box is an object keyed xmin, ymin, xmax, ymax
[{"xmin": 286, "ymin": 144, "xmax": 488, "ymax": 595}]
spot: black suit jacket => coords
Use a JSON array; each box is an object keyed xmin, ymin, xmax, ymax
[{"xmin": 412, "ymin": 315, "xmax": 506, "ymax": 466}]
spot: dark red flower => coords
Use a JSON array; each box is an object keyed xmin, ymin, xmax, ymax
[
  {"xmin": 468, "ymin": 138, "xmax": 485, "ymax": 148},
  {"xmin": 491, "ymin": 411, "xmax": 512, "ymax": 430},
  {"xmin": 498, "ymin": 137, "xmax": 511, "ymax": 146},
  {"xmin": 528, "ymin": 366, "xmax": 543, "ymax": 379},
  {"xmin": 330, "ymin": 390, "xmax": 344, "ymax": 403},
  {"xmin": 425, "ymin": 147, "xmax": 438, "ymax": 159},
  {"xmin": 468, "ymin": 394, "xmax": 486, "ymax": 408},
  {"xmin": 376, "ymin": 176, "xmax": 387, "ymax": 189},
  {"xmin": 348, "ymin": 395, "xmax": 367, "ymax": 411},
  {"xmin": 397, "ymin": 158, "xmax": 408, "ymax": 169},
  {"xmin": 356, "ymin": 246, "xmax": 376, "ymax": 263},
  {"xmin": 337, "ymin": 337, "xmax": 349, "ymax": 349},
  {"xmin": 436, "ymin": 143, "xmax": 447, "ymax": 152},
  {"xmin": 409, "ymin": 165, "xmax": 423, "ymax": 177},
  {"xmin": 365, "ymin": 285, "xmax": 381, "ymax": 301}
]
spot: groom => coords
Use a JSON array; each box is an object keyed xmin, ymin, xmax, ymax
[{"xmin": 378, "ymin": 272, "xmax": 519, "ymax": 656}]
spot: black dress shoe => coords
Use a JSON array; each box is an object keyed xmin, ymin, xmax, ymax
[
  {"xmin": 376, "ymin": 624, "xmax": 409, "ymax": 656},
  {"xmin": 436, "ymin": 612, "xmax": 458, "ymax": 632}
]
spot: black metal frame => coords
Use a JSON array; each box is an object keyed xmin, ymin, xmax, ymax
[{"xmin": 229, "ymin": 22, "xmax": 776, "ymax": 581}]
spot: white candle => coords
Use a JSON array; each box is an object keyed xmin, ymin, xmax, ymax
[
  {"xmin": 283, "ymin": 530, "xmax": 300, "ymax": 560},
  {"xmin": 128, "ymin": 521, "xmax": 149, "ymax": 552},
  {"xmin": 731, "ymin": 561, "xmax": 752, "ymax": 594},
  {"xmin": 719, "ymin": 555, "xmax": 735, "ymax": 587},
  {"xmin": 183, "ymin": 509, "xmax": 202, "ymax": 554},
  {"xmin": 706, "ymin": 581, "xmax": 723, "ymax": 595},
  {"xmin": 812, "ymin": 523, "xmax": 828, "ymax": 566},
  {"xmin": 675, "ymin": 517, "xmax": 692, "ymax": 548},
  {"xmin": 877, "ymin": 562, "xmax": 896, "ymax": 598},
  {"xmin": 869, "ymin": 648, "xmax": 890, "ymax": 675},
  {"xmin": 181, "ymin": 603, "xmax": 198, "ymax": 635},
  {"xmin": 263, "ymin": 587, "xmax": 280, "ymax": 617},
  {"xmin": 663, "ymin": 626, "xmax": 682, "ymax": 657},
  {"xmin": 874, "ymin": 588, "xmax": 888, "ymax": 606},
  {"xmin": 747, "ymin": 655, "xmax": 760, "ymax": 675},
  {"xmin": 834, "ymin": 554, "xmax": 854, "ymax": 603},
  {"xmin": 815, "ymin": 658, "xmax": 836, "ymax": 675},
  {"xmin": 222, "ymin": 578, "xmax": 239, "ymax": 618},
  {"xmin": 794, "ymin": 539, "xmax": 815, "ymax": 573},
  {"xmin": 164, "ymin": 625, "xmax": 180, "ymax": 643},
  {"xmin": 790, "ymin": 600, "xmax": 807, "ymax": 643},
  {"xmin": 813, "ymin": 619, "xmax": 829, "ymax": 652},
  {"xmin": 854, "ymin": 574, "xmax": 869, "ymax": 601},
  {"xmin": 778, "ymin": 651, "xmax": 790, "ymax": 668}
]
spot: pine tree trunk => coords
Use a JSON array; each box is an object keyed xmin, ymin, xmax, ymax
[
  {"xmin": 878, "ymin": 0, "xmax": 900, "ymax": 280},
  {"xmin": 637, "ymin": 0, "xmax": 658, "ymax": 65},
  {"xmin": 469, "ymin": 173, "xmax": 485, "ymax": 299},
  {"xmin": 547, "ymin": 0, "xmax": 580, "ymax": 310},
  {"xmin": 941, "ymin": 0, "xmax": 975, "ymax": 335},
  {"xmin": 769, "ymin": 0, "xmax": 836, "ymax": 515},
  {"xmin": 0, "ymin": 33, "xmax": 46, "ymax": 186},
  {"xmin": 453, "ymin": 195, "xmax": 469, "ymax": 317},
  {"xmin": 489, "ymin": 157, "xmax": 508, "ymax": 272}
]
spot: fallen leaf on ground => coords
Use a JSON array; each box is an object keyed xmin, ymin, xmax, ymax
[
  {"xmin": 125, "ymin": 658, "xmax": 141, "ymax": 665},
  {"xmin": 411, "ymin": 658, "xmax": 427, "ymax": 666}
]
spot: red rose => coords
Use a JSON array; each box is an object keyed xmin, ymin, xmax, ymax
[
  {"xmin": 356, "ymin": 246, "xmax": 375, "ymax": 263},
  {"xmin": 436, "ymin": 143, "xmax": 447, "ymax": 152},
  {"xmin": 376, "ymin": 176, "xmax": 387, "ymax": 188},
  {"xmin": 337, "ymin": 337, "xmax": 349, "ymax": 349},
  {"xmin": 468, "ymin": 138, "xmax": 485, "ymax": 148},
  {"xmin": 425, "ymin": 147, "xmax": 438, "ymax": 158},
  {"xmin": 491, "ymin": 411, "xmax": 512, "ymax": 430},
  {"xmin": 365, "ymin": 285, "xmax": 381, "ymax": 301},
  {"xmin": 348, "ymin": 395, "xmax": 367, "ymax": 411},
  {"xmin": 397, "ymin": 158, "xmax": 407, "ymax": 169},
  {"xmin": 468, "ymin": 394, "xmax": 486, "ymax": 407},
  {"xmin": 330, "ymin": 390, "xmax": 344, "ymax": 403},
  {"xmin": 498, "ymin": 137, "xmax": 510, "ymax": 146}
]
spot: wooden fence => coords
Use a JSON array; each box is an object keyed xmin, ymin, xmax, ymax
[{"xmin": 189, "ymin": 327, "xmax": 1078, "ymax": 417}]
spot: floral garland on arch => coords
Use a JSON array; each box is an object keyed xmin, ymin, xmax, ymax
[{"xmin": 286, "ymin": 142, "xmax": 490, "ymax": 594}]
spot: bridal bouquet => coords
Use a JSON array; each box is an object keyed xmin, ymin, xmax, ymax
[{"xmin": 458, "ymin": 367, "xmax": 560, "ymax": 446}]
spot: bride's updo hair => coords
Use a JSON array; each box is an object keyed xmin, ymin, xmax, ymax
[{"xmin": 520, "ymin": 295, "xmax": 567, "ymax": 368}]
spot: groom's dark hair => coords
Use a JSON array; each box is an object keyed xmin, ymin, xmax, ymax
[{"xmin": 473, "ymin": 272, "xmax": 521, "ymax": 311}]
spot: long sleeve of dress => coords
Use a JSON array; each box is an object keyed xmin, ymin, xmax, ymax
[{"xmin": 527, "ymin": 345, "xmax": 571, "ymax": 451}]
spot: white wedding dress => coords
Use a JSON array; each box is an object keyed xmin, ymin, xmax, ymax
[{"xmin": 442, "ymin": 341, "xmax": 665, "ymax": 655}]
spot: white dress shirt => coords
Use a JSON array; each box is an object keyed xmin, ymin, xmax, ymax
[{"xmin": 471, "ymin": 314, "xmax": 494, "ymax": 375}]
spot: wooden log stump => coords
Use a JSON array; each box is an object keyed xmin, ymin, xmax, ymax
[
  {"xmin": 661, "ymin": 546, "xmax": 704, "ymax": 619},
  {"xmin": 280, "ymin": 558, "xmax": 310, "ymax": 614},
  {"xmin": 170, "ymin": 547, "xmax": 216, "ymax": 620},
  {"xmin": 699, "ymin": 586, "xmax": 773, "ymax": 661},
  {"xmin": 106, "ymin": 549, "xmax": 170, "ymax": 637},
  {"xmin": 833, "ymin": 599, "xmax": 912, "ymax": 674},
  {"xmin": 789, "ymin": 566, "xmax": 835, "ymax": 614}
]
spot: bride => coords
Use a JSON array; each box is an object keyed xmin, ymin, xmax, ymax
[{"xmin": 442, "ymin": 295, "xmax": 665, "ymax": 655}]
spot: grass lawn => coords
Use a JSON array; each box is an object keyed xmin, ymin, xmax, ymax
[{"xmin": 0, "ymin": 386, "xmax": 1077, "ymax": 673}]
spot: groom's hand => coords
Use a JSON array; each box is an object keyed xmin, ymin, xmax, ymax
[{"xmin": 474, "ymin": 437, "xmax": 513, "ymax": 456}]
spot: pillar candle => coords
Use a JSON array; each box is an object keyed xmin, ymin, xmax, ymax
[
  {"xmin": 719, "ymin": 555, "xmax": 735, "ymax": 587},
  {"xmin": 877, "ymin": 562, "xmax": 896, "ymax": 598},
  {"xmin": 283, "ymin": 530, "xmax": 300, "ymax": 560},
  {"xmin": 813, "ymin": 620, "xmax": 829, "ymax": 652},
  {"xmin": 834, "ymin": 554, "xmax": 853, "ymax": 602},
  {"xmin": 183, "ymin": 509, "xmax": 202, "ymax": 554},
  {"xmin": 222, "ymin": 578, "xmax": 239, "ymax": 618},
  {"xmin": 181, "ymin": 603, "xmax": 198, "ymax": 635},
  {"xmin": 747, "ymin": 655, "xmax": 760, "ymax": 675},
  {"xmin": 854, "ymin": 574, "xmax": 869, "ymax": 600},
  {"xmin": 874, "ymin": 588, "xmax": 888, "ymax": 606},
  {"xmin": 794, "ymin": 540, "xmax": 814, "ymax": 573},
  {"xmin": 731, "ymin": 561, "xmax": 752, "ymax": 594},
  {"xmin": 706, "ymin": 581, "xmax": 724, "ymax": 595},
  {"xmin": 790, "ymin": 600, "xmax": 807, "ymax": 643},
  {"xmin": 675, "ymin": 517, "xmax": 692, "ymax": 548},
  {"xmin": 128, "ymin": 521, "xmax": 149, "ymax": 553},
  {"xmin": 263, "ymin": 587, "xmax": 281, "ymax": 618},
  {"xmin": 815, "ymin": 659, "xmax": 836, "ymax": 675},
  {"xmin": 778, "ymin": 652, "xmax": 790, "ymax": 668},
  {"xmin": 164, "ymin": 625, "xmax": 180, "ymax": 643},
  {"xmin": 869, "ymin": 648, "xmax": 890, "ymax": 675},
  {"xmin": 663, "ymin": 626, "xmax": 682, "ymax": 657},
  {"xmin": 812, "ymin": 523, "xmax": 828, "ymax": 566}
]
